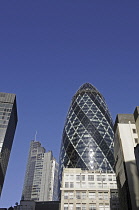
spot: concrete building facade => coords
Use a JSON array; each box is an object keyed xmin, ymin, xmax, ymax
[
  {"xmin": 0, "ymin": 92, "xmax": 18, "ymax": 196},
  {"xmin": 60, "ymin": 168, "xmax": 119, "ymax": 210},
  {"xmin": 114, "ymin": 107, "xmax": 139, "ymax": 209}
]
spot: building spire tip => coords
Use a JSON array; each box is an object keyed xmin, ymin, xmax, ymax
[{"xmin": 35, "ymin": 131, "xmax": 37, "ymax": 141}]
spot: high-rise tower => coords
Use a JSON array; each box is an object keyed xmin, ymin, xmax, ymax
[
  {"xmin": 0, "ymin": 92, "xmax": 18, "ymax": 196},
  {"xmin": 59, "ymin": 83, "xmax": 114, "ymax": 180},
  {"xmin": 22, "ymin": 140, "xmax": 59, "ymax": 201}
]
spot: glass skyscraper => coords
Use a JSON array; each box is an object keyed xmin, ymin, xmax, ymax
[
  {"xmin": 59, "ymin": 83, "xmax": 114, "ymax": 180},
  {"xmin": 0, "ymin": 92, "xmax": 18, "ymax": 196},
  {"xmin": 22, "ymin": 140, "xmax": 59, "ymax": 201}
]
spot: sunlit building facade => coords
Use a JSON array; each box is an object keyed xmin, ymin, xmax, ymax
[
  {"xmin": 22, "ymin": 140, "xmax": 59, "ymax": 201},
  {"xmin": 59, "ymin": 83, "xmax": 115, "ymax": 182},
  {"xmin": 60, "ymin": 168, "xmax": 119, "ymax": 210},
  {"xmin": 0, "ymin": 92, "xmax": 18, "ymax": 196},
  {"xmin": 114, "ymin": 107, "xmax": 139, "ymax": 209}
]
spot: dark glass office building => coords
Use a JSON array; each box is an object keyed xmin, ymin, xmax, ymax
[
  {"xmin": 59, "ymin": 83, "xmax": 114, "ymax": 180},
  {"xmin": 0, "ymin": 92, "xmax": 18, "ymax": 196}
]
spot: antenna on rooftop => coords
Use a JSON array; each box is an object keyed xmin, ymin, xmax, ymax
[{"xmin": 35, "ymin": 131, "xmax": 37, "ymax": 141}]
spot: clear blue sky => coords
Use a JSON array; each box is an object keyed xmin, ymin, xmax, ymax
[{"xmin": 0, "ymin": 0, "xmax": 139, "ymax": 207}]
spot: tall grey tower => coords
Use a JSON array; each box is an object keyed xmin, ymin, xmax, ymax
[
  {"xmin": 59, "ymin": 83, "xmax": 114, "ymax": 181},
  {"xmin": 22, "ymin": 140, "xmax": 59, "ymax": 201},
  {"xmin": 0, "ymin": 92, "xmax": 18, "ymax": 196}
]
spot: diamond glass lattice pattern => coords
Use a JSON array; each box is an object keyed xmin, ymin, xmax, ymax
[{"xmin": 59, "ymin": 83, "xmax": 114, "ymax": 178}]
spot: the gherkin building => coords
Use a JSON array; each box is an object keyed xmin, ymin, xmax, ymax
[{"xmin": 59, "ymin": 83, "xmax": 114, "ymax": 178}]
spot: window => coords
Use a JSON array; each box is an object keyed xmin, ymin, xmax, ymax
[
  {"xmin": 97, "ymin": 175, "xmax": 101, "ymax": 181},
  {"xmin": 76, "ymin": 175, "xmax": 80, "ymax": 181},
  {"xmin": 76, "ymin": 191, "xmax": 81, "ymax": 199},
  {"xmin": 76, "ymin": 204, "xmax": 81, "ymax": 210},
  {"xmin": 111, "ymin": 192, "xmax": 118, "ymax": 199},
  {"xmin": 82, "ymin": 182, "xmax": 86, "ymax": 187},
  {"xmin": 64, "ymin": 192, "xmax": 68, "ymax": 199},
  {"xmin": 82, "ymin": 204, "xmax": 86, "ymax": 210},
  {"xmin": 108, "ymin": 175, "xmax": 112, "ymax": 181},
  {"xmin": 89, "ymin": 204, "xmax": 96, "ymax": 210},
  {"xmin": 70, "ymin": 175, "xmax": 74, "ymax": 180},
  {"xmin": 70, "ymin": 182, "xmax": 74, "ymax": 188},
  {"xmin": 69, "ymin": 204, "xmax": 73, "ymax": 210},
  {"xmin": 65, "ymin": 174, "xmax": 69, "ymax": 180},
  {"xmin": 98, "ymin": 183, "xmax": 102, "ymax": 188},
  {"xmin": 64, "ymin": 204, "xmax": 68, "ymax": 210},
  {"xmin": 99, "ymin": 204, "xmax": 104, "ymax": 210},
  {"xmin": 133, "ymin": 129, "xmax": 136, "ymax": 133},
  {"xmin": 88, "ymin": 175, "xmax": 94, "ymax": 181},
  {"xmin": 81, "ymin": 175, "xmax": 85, "ymax": 181},
  {"xmin": 103, "ymin": 183, "xmax": 107, "ymax": 188},
  {"xmin": 102, "ymin": 175, "xmax": 106, "ymax": 181},
  {"xmin": 113, "ymin": 176, "xmax": 116, "ymax": 181},
  {"xmin": 110, "ymin": 183, "xmax": 114, "ymax": 188},
  {"xmin": 65, "ymin": 182, "xmax": 69, "ymax": 188},
  {"xmin": 89, "ymin": 192, "xmax": 95, "ymax": 199},
  {"xmin": 69, "ymin": 192, "xmax": 73, "ymax": 199},
  {"xmin": 98, "ymin": 192, "xmax": 103, "ymax": 200},
  {"xmin": 88, "ymin": 182, "xmax": 94, "ymax": 187},
  {"xmin": 135, "ymin": 138, "xmax": 138, "ymax": 143},
  {"xmin": 105, "ymin": 204, "xmax": 110, "ymax": 210},
  {"xmin": 76, "ymin": 182, "xmax": 80, "ymax": 187},
  {"xmin": 104, "ymin": 192, "xmax": 109, "ymax": 200},
  {"xmin": 82, "ymin": 192, "xmax": 86, "ymax": 199}
]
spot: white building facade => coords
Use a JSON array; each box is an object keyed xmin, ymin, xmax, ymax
[
  {"xmin": 114, "ymin": 108, "xmax": 139, "ymax": 209},
  {"xmin": 60, "ymin": 168, "xmax": 119, "ymax": 210}
]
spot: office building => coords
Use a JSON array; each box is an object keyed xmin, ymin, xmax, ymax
[
  {"xmin": 22, "ymin": 140, "xmax": 59, "ymax": 201},
  {"xmin": 60, "ymin": 168, "xmax": 119, "ymax": 210},
  {"xmin": 14, "ymin": 200, "xmax": 35, "ymax": 210},
  {"xmin": 59, "ymin": 83, "xmax": 115, "ymax": 181},
  {"xmin": 14, "ymin": 200, "xmax": 60, "ymax": 210},
  {"xmin": 58, "ymin": 83, "xmax": 119, "ymax": 209},
  {"xmin": 0, "ymin": 92, "xmax": 18, "ymax": 196},
  {"xmin": 114, "ymin": 107, "xmax": 139, "ymax": 209}
]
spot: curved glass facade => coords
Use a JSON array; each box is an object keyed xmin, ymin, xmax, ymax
[{"xmin": 59, "ymin": 83, "xmax": 114, "ymax": 178}]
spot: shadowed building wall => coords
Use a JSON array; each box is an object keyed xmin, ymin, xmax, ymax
[{"xmin": 0, "ymin": 92, "xmax": 17, "ymax": 196}]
